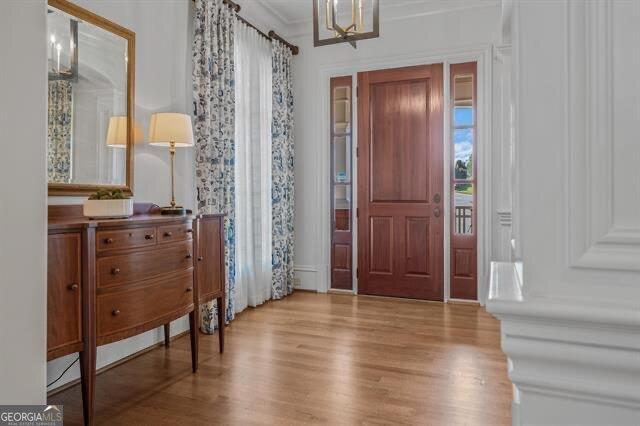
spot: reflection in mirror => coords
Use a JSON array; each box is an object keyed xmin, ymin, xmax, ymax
[{"xmin": 47, "ymin": 4, "xmax": 129, "ymax": 186}]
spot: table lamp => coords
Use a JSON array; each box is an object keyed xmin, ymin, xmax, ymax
[
  {"xmin": 105, "ymin": 116, "xmax": 143, "ymax": 148},
  {"xmin": 148, "ymin": 113, "xmax": 194, "ymax": 215}
]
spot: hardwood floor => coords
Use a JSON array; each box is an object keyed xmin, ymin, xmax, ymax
[{"xmin": 50, "ymin": 292, "xmax": 512, "ymax": 425}]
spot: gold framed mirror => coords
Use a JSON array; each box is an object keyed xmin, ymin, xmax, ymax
[{"xmin": 47, "ymin": 0, "xmax": 135, "ymax": 196}]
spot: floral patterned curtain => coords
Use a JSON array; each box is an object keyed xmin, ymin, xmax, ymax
[
  {"xmin": 271, "ymin": 40, "xmax": 295, "ymax": 299},
  {"xmin": 48, "ymin": 80, "xmax": 72, "ymax": 183},
  {"xmin": 193, "ymin": 0, "xmax": 236, "ymax": 334}
]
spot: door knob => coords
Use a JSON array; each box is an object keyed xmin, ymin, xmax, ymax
[
  {"xmin": 111, "ymin": 267, "xmax": 120, "ymax": 275},
  {"xmin": 68, "ymin": 283, "xmax": 79, "ymax": 291},
  {"xmin": 433, "ymin": 207, "xmax": 441, "ymax": 218},
  {"xmin": 112, "ymin": 309, "xmax": 121, "ymax": 316}
]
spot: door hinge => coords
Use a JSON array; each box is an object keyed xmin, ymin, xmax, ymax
[
  {"xmin": 356, "ymin": 267, "xmax": 359, "ymax": 278},
  {"xmin": 356, "ymin": 207, "xmax": 359, "ymax": 218},
  {"xmin": 356, "ymin": 147, "xmax": 359, "ymax": 157},
  {"xmin": 356, "ymin": 86, "xmax": 359, "ymax": 97}
]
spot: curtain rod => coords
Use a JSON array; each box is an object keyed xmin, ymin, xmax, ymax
[{"xmin": 192, "ymin": 0, "xmax": 299, "ymax": 55}]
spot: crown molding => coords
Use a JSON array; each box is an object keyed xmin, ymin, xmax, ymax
[
  {"xmin": 235, "ymin": 0, "xmax": 289, "ymax": 35},
  {"xmin": 279, "ymin": 0, "xmax": 500, "ymax": 39}
]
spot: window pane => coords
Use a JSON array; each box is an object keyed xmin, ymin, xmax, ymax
[
  {"xmin": 333, "ymin": 135, "xmax": 351, "ymax": 183},
  {"xmin": 453, "ymin": 74, "xmax": 473, "ymax": 125},
  {"xmin": 454, "ymin": 107, "xmax": 473, "ymax": 127},
  {"xmin": 454, "ymin": 128, "xmax": 473, "ymax": 179},
  {"xmin": 333, "ymin": 86, "xmax": 351, "ymax": 134},
  {"xmin": 454, "ymin": 183, "xmax": 473, "ymax": 235},
  {"xmin": 334, "ymin": 184, "xmax": 351, "ymax": 231}
]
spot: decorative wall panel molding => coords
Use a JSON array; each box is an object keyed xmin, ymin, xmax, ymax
[{"xmin": 567, "ymin": 0, "xmax": 640, "ymax": 271}]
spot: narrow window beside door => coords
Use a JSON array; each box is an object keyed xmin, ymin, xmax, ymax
[
  {"xmin": 450, "ymin": 62, "xmax": 478, "ymax": 300},
  {"xmin": 330, "ymin": 76, "xmax": 354, "ymax": 290}
]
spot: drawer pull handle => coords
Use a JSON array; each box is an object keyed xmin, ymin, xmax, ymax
[
  {"xmin": 111, "ymin": 268, "xmax": 120, "ymax": 275},
  {"xmin": 186, "ymin": 229, "xmax": 193, "ymax": 233},
  {"xmin": 186, "ymin": 253, "xmax": 192, "ymax": 259},
  {"xmin": 197, "ymin": 256, "xmax": 204, "ymax": 262},
  {"xmin": 112, "ymin": 309, "xmax": 121, "ymax": 316},
  {"xmin": 145, "ymin": 234, "xmax": 154, "ymax": 240},
  {"xmin": 186, "ymin": 287, "xmax": 193, "ymax": 292},
  {"xmin": 164, "ymin": 231, "xmax": 173, "ymax": 237},
  {"xmin": 68, "ymin": 283, "xmax": 79, "ymax": 291},
  {"xmin": 105, "ymin": 238, "xmax": 114, "ymax": 244}
]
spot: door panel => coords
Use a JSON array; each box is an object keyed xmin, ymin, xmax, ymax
[
  {"xmin": 405, "ymin": 218, "xmax": 430, "ymax": 276},
  {"xmin": 370, "ymin": 80, "xmax": 429, "ymax": 202},
  {"xmin": 369, "ymin": 216, "xmax": 393, "ymax": 273},
  {"xmin": 358, "ymin": 64, "xmax": 444, "ymax": 300},
  {"xmin": 48, "ymin": 233, "xmax": 82, "ymax": 353},
  {"xmin": 333, "ymin": 244, "xmax": 351, "ymax": 270},
  {"xmin": 196, "ymin": 216, "xmax": 223, "ymax": 301}
]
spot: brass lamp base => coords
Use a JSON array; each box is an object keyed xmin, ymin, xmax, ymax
[{"xmin": 160, "ymin": 206, "xmax": 186, "ymax": 216}]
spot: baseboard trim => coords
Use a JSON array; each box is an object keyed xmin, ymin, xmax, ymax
[
  {"xmin": 293, "ymin": 288, "xmax": 318, "ymax": 293},
  {"xmin": 448, "ymin": 298, "xmax": 480, "ymax": 305},
  {"xmin": 327, "ymin": 289, "xmax": 355, "ymax": 295},
  {"xmin": 46, "ymin": 330, "xmax": 190, "ymax": 397}
]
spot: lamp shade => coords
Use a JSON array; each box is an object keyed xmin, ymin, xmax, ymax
[
  {"xmin": 105, "ymin": 116, "xmax": 142, "ymax": 148},
  {"xmin": 148, "ymin": 113, "xmax": 194, "ymax": 147}
]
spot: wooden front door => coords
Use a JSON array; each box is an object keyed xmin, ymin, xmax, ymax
[{"xmin": 357, "ymin": 64, "xmax": 444, "ymax": 300}]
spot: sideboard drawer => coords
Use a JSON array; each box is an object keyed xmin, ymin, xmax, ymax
[
  {"xmin": 97, "ymin": 227, "xmax": 156, "ymax": 252},
  {"xmin": 96, "ymin": 269, "xmax": 194, "ymax": 338},
  {"xmin": 97, "ymin": 240, "xmax": 193, "ymax": 289},
  {"xmin": 158, "ymin": 223, "xmax": 193, "ymax": 244}
]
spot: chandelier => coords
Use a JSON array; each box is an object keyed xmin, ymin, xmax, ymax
[{"xmin": 313, "ymin": 0, "xmax": 379, "ymax": 48}]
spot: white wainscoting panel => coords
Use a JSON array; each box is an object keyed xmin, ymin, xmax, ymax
[{"xmin": 568, "ymin": 0, "xmax": 640, "ymax": 272}]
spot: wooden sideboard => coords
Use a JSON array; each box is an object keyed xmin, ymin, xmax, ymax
[{"xmin": 47, "ymin": 204, "xmax": 225, "ymax": 425}]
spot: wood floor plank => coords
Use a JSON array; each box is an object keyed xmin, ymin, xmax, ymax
[{"xmin": 49, "ymin": 292, "xmax": 511, "ymax": 425}]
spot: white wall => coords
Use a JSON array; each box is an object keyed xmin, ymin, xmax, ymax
[
  {"xmin": 47, "ymin": 0, "xmax": 195, "ymax": 391},
  {"xmin": 288, "ymin": 4, "xmax": 501, "ymax": 292},
  {"xmin": 487, "ymin": 1, "xmax": 640, "ymax": 424},
  {"xmin": 0, "ymin": 0, "xmax": 48, "ymax": 404}
]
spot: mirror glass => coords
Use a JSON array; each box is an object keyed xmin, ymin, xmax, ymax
[{"xmin": 47, "ymin": 5, "xmax": 129, "ymax": 186}]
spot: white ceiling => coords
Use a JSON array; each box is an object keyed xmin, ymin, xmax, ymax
[
  {"xmin": 237, "ymin": 0, "xmax": 499, "ymax": 38},
  {"xmin": 255, "ymin": 0, "xmax": 428, "ymax": 25}
]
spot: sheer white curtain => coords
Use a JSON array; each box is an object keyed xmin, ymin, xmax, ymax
[{"xmin": 233, "ymin": 21, "xmax": 273, "ymax": 313}]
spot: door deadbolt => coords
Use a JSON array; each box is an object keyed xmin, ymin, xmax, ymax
[
  {"xmin": 433, "ymin": 207, "xmax": 441, "ymax": 218},
  {"xmin": 433, "ymin": 193, "xmax": 441, "ymax": 204}
]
